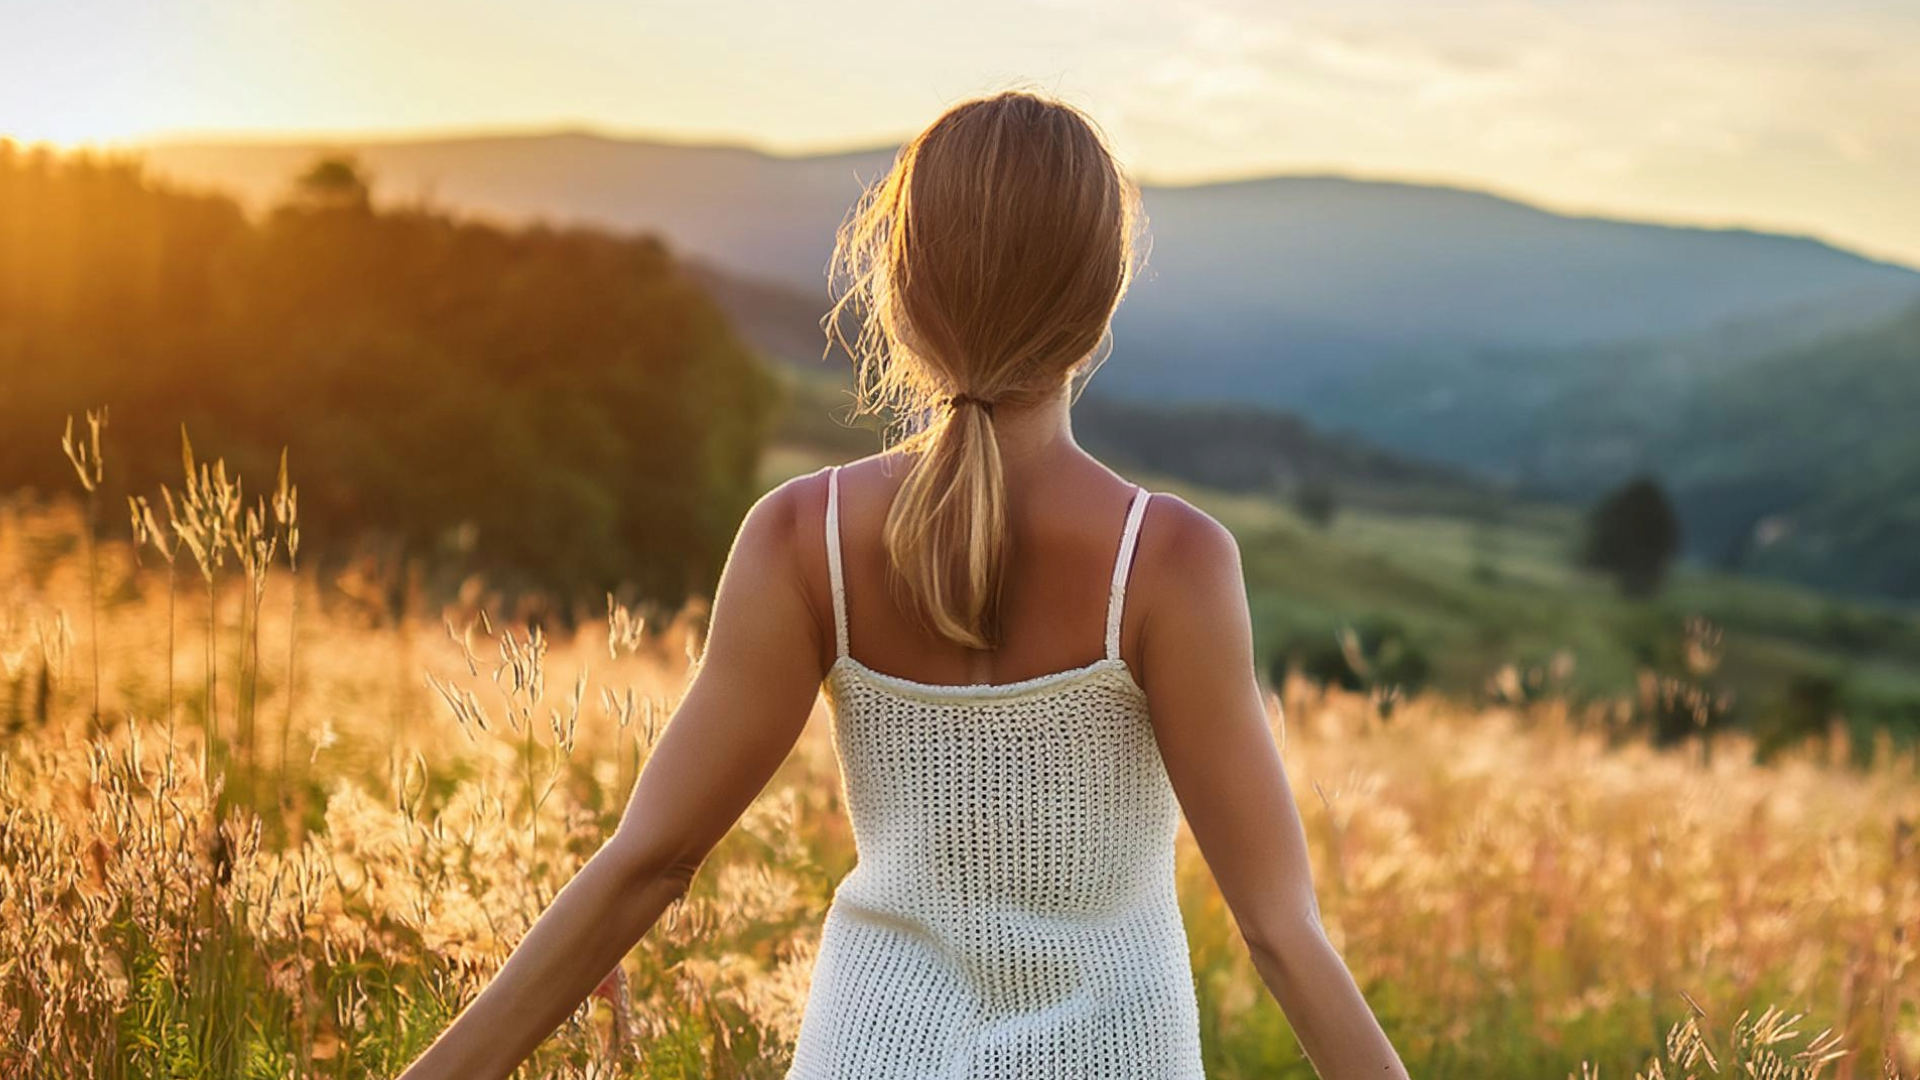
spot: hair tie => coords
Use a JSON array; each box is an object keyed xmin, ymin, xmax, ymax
[{"xmin": 946, "ymin": 393, "xmax": 996, "ymax": 418}]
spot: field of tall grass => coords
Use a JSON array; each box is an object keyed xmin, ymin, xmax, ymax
[{"xmin": 1, "ymin": 428, "xmax": 1915, "ymax": 1079}]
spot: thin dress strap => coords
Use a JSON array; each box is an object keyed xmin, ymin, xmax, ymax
[
  {"xmin": 825, "ymin": 466, "xmax": 850, "ymax": 660},
  {"xmin": 1105, "ymin": 486, "xmax": 1152, "ymax": 661}
]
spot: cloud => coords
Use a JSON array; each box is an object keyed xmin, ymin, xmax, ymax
[
  {"xmin": 1122, "ymin": 0, "xmax": 1915, "ymax": 169},
  {"xmin": 1096, "ymin": 0, "xmax": 1920, "ymax": 261}
]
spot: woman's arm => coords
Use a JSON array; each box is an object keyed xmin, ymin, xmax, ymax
[
  {"xmin": 1135, "ymin": 497, "xmax": 1410, "ymax": 1080},
  {"xmin": 398, "ymin": 475, "xmax": 829, "ymax": 1080}
]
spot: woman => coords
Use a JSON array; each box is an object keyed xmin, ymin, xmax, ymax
[{"xmin": 399, "ymin": 90, "xmax": 1409, "ymax": 1079}]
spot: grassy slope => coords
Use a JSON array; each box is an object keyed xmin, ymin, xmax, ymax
[{"xmin": 758, "ymin": 404, "xmax": 1920, "ymax": 743}]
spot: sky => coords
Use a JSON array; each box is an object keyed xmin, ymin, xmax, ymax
[{"xmin": 4, "ymin": 0, "xmax": 1917, "ymax": 267}]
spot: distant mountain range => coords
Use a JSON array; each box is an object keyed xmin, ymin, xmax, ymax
[
  {"xmin": 137, "ymin": 132, "xmax": 1920, "ymax": 350},
  {"xmin": 135, "ymin": 131, "xmax": 1920, "ymax": 599}
]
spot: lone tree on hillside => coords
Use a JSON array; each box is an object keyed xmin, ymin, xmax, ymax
[
  {"xmin": 290, "ymin": 155, "xmax": 373, "ymax": 212},
  {"xmin": 1583, "ymin": 475, "xmax": 1682, "ymax": 597},
  {"xmin": 1292, "ymin": 479, "xmax": 1338, "ymax": 530}
]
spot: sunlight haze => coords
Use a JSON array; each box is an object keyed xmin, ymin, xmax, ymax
[{"xmin": 3, "ymin": 0, "xmax": 1917, "ymax": 264}]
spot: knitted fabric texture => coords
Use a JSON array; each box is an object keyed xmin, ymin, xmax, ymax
[{"xmin": 785, "ymin": 466, "xmax": 1206, "ymax": 1079}]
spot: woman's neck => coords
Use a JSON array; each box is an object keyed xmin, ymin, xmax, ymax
[{"xmin": 986, "ymin": 383, "xmax": 1078, "ymax": 479}]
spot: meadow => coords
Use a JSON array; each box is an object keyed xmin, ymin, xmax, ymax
[{"xmin": 1, "ymin": 432, "xmax": 1915, "ymax": 1080}]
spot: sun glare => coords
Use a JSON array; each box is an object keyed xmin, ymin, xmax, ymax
[{"xmin": 3, "ymin": 109, "xmax": 175, "ymax": 153}]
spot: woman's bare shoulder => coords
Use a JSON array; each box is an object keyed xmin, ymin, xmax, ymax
[
  {"xmin": 1130, "ymin": 492, "xmax": 1249, "ymax": 645},
  {"xmin": 741, "ymin": 467, "xmax": 829, "ymax": 539},
  {"xmin": 1138, "ymin": 492, "xmax": 1242, "ymax": 577},
  {"xmin": 724, "ymin": 467, "xmax": 840, "ymax": 596}
]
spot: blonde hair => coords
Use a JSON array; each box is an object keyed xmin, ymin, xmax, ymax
[{"xmin": 825, "ymin": 90, "xmax": 1147, "ymax": 650}]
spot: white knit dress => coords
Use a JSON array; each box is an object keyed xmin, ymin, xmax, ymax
[{"xmin": 784, "ymin": 465, "xmax": 1207, "ymax": 1079}]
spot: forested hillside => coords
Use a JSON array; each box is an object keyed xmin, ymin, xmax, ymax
[
  {"xmin": 0, "ymin": 144, "xmax": 778, "ymax": 602},
  {"xmin": 1424, "ymin": 298, "xmax": 1920, "ymax": 597},
  {"xmin": 1665, "ymin": 299, "xmax": 1920, "ymax": 596}
]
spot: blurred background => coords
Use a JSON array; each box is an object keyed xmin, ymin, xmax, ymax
[
  {"xmin": 6, "ymin": 0, "xmax": 1918, "ymax": 745},
  {"xmin": 2, "ymin": 3, "xmax": 1918, "ymax": 1077}
]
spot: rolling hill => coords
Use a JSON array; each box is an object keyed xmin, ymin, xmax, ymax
[
  {"xmin": 137, "ymin": 132, "xmax": 1920, "ymax": 367},
  {"xmin": 133, "ymin": 130, "xmax": 1920, "ymax": 599},
  {"xmin": 1658, "ymin": 298, "xmax": 1920, "ymax": 597}
]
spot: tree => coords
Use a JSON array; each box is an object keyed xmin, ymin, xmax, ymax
[
  {"xmin": 1292, "ymin": 479, "xmax": 1338, "ymax": 529},
  {"xmin": 1583, "ymin": 475, "xmax": 1682, "ymax": 597},
  {"xmin": 291, "ymin": 155, "xmax": 373, "ymax": 212}
]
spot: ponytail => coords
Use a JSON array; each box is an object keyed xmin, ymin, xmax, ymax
[{"xmin": 883, "ymin": 396, "xmax": 1007, "ymax": 649}]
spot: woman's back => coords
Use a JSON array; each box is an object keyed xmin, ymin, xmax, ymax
[
  {"xmin": 810, "ymin": 453, "xmax": 1153, "ymax": 687},
  {"xmin": 784, "ymin": 462, "xmax": 1206, "ymax": 1080}
]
